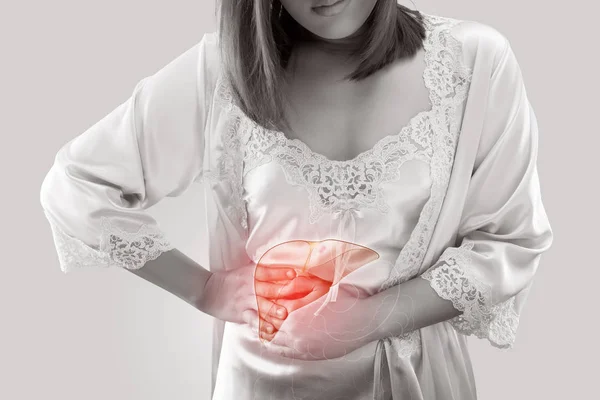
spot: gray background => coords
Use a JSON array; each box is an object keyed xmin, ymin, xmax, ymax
[{"xmin": 2, "ymin": 0, "xmax": 597, "ymax": 399}]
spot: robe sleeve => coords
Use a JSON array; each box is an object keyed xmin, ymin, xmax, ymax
[
  {"xmin": 40, "ymin": 33, "xmax": 217, "ymax": 273},
  {"xmin": 420, "ymin": 36, "xmax": 554, "ymax": 348}
]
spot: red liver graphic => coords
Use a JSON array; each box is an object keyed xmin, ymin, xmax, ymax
[{"xmin": 254, "ymin": 239, "xmax": 379, "ymax": 341}]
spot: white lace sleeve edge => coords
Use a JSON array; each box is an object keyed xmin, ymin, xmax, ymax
[
  {"xmin": 420, "ymin": 239, "xmax": 520, "ymax": 349},
  {"xmin": 43, "ymin": 210, "xmax": 175, "ymax": 273}
]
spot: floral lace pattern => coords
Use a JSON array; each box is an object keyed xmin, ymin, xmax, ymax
[
  {"xmin": 44, "ymin": 210, "xmax": 174, "ymax": 273},
  {"xmin": 421, "ymin": 239, "xmax": 520, "ymax": 348},
  {"xmin": 377, "ymin": 14, "xmax": 473, "ymax": 292},
  {"xmin": 239, "ymin": 107, "xmax": 435, "ymax": 224},
  {"xmin": 212, "ymin": 13, "xmax": 473, "ymax": 359},
  {"xmin": 203, "ymin": 114, "xmax": 250, "ymax": 232},
  {"xmin": 215, "ymin": 18, "xmax": 445, "ymax": 226}
]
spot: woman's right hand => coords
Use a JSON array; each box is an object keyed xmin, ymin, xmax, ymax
[{"xmin": 196, "ymin": 262, "xmax": 330, "ymax": 338}]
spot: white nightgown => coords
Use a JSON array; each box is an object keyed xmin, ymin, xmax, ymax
[{"xmin": 40, "ymin": 12, "xmax": 554, "ymax": 400}]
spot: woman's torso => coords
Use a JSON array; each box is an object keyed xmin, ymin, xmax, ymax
[
  {"xmin": 210, "ymin": 13, "xmax": 475, "ymax": 399},
  {"xmin": 241, "ymin": 32, "xmax": 436, "ymax": 297}
]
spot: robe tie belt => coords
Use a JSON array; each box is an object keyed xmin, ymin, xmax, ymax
[
  {"xmin": 313, "ymin": 207, "xmax": 358, "ymax": 316},
  {"xmin": 373, "ymin": 338, "xmax": 390, "ymax": 400},
  {"xmin": 308, "ymin": 207, "xmax": 397, "ymax": 399}
]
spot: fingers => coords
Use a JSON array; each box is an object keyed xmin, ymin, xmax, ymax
[
  {"xmin": 256, "ymin": 295, "xmax": 287, "ymax": 330},
  {"xmin": 252, "ymin": 272, "xmax": 335, "ymax": 344},
  {"xmin": 259, "ymin": 316, "xmax": 278, "ymax": 342},
  {"xmin": 253, "ymin": 281, "xmax": 282, "ymax": 299},
  {"xmin": 248, "ymin": 296, "xmax": 285, "ymax": 341},
  {"xmin": 243, "ymin": 308, "xmax": 280, "ymax": 340},
  {"xmin": 260, "ymin": 320, "xmax": 296, "ymax": 345},
  {"xmin": 254, "ymin": 265, "xmax": 296, "ymax": 282},
  {"xmin": 265, "ymin": 331, "xmax": 303, "ymax": 359},
  {"xmin": 255, "ymin": 275, "xmax": 330, "ymax": 300},
  {"xmin": 254, "ymin": 278, "xmax": 312, "ymax": 298},
  {"xmin": 275, "ymin": 283, "xmax": 331, "ymax": 314},
  {"xmin": 279, "ymin": 276, "xmax": 331, "ymax": 299},
  {"xmin": 241, "ymin": 309, "xmax": 258, "ymax": 329}
]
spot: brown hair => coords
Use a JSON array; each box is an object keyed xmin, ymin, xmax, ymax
[{"xmin": 216, "ymin": 0, "xmax": 426, "ymax": 133}]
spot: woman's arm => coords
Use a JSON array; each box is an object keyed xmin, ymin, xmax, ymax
[
  {"xmin": 265, "ymin": 275, "xmax": 460, "ymax": 359},
  {"xmin": 39, "ymin": 33, "xmax": 312, "ymax": 335},
  {"xmin": 269, "ymin": 33, "xmax": 553, "ymax": 360},
  {"xmin": 126, "ymin": 248, "xmax": 327, "ymax": 335},
  {"xmin": 362, "ymin": 34, "xmax": 554, "ymax": 347},
  {"xmin": 364, "ymin": 275, "xmax": 460, "ymax": 342},
  {"xmin": 125, "ymin": 249, "xmax": 212, "ymax": 312}
]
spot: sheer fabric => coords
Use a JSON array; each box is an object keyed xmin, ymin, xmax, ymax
[{"xmin": 40, "ymin": 12, "xmax": 553, "ymax": 400}]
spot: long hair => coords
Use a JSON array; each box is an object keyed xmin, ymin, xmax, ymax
[{"xmin": 216, "ymin": 0, "xmax": 426, "ymax": 133}]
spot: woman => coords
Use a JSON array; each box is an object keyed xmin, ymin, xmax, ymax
[{"xmin": 40, "ymin": 1, "xmax": 554, "ymax": 399}]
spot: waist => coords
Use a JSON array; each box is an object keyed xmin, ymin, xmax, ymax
[{"xmin": 223, "ymin": 321, "xmax": 380, "ymax": 378}]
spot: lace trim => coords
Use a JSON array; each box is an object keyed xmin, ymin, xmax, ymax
[
  {"xmin": 44, "ymin": 211, "xmax": 174, "ymax": 273},
  {"xmin": 386, "ymin": 330, "xmax": 422, "ymax": 358},
  {"xmin": 202, "ymin": 112, "xmax": 250, "ymax": 232},
  {"xmin": 241, "ymin": 120, "xmax": 434, "ymax": 224},
  {"xmin": 216, "ymin": 21, "xmax": 440, "ymax": 224},
  {"xmin": 378, "ymin": 14, "xmax": 472, "ymax": 292},
  {"xmin": 420, "ymin": 239, "xmax": 520, "ymax": 349}
]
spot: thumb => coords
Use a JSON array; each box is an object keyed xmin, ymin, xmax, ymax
[{"xmin": 241, "ymin": 308, "xmax": 259, "ymax": 333}]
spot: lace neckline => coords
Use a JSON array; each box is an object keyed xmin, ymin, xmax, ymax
[{"xmin": 248, "ymin": 14, "xmax": 437, "ymax": 165}]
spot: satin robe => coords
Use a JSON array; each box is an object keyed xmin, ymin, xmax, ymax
[{"xmin": 40, "ymin": 13, "xmax": 554, "ymax": 400}]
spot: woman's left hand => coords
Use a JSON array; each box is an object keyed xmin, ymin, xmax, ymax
[{"xmin": 264, "ymin": 285, "xmax": 381, "ymax": 361}]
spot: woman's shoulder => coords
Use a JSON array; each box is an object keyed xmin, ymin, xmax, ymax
[
  {"xmin": 425, "ymin": 14, "xmax": 508, "ymax": 51},
  {"xmin": 424, "ymin": 12, "xmax": 509, "ymax": 48},
  {"xmin": 423, "ymin": 12, "xmax": 509, "ymax": 62},
  {"xmin": 196, "ymin": 30, "xmax": 222, "ymax": 95},
  {"xmin": 201, "ymin": 30, "xmax": 220, "ymax": 57}
]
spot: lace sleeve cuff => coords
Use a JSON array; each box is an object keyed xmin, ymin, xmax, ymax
[
  {"xmin": 45, "ymin": 211, "xmax": 175, "ymax": 273},
  {"xmin": 420, "ymin": 240, "xmax": 520, "ymax": 349}
]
